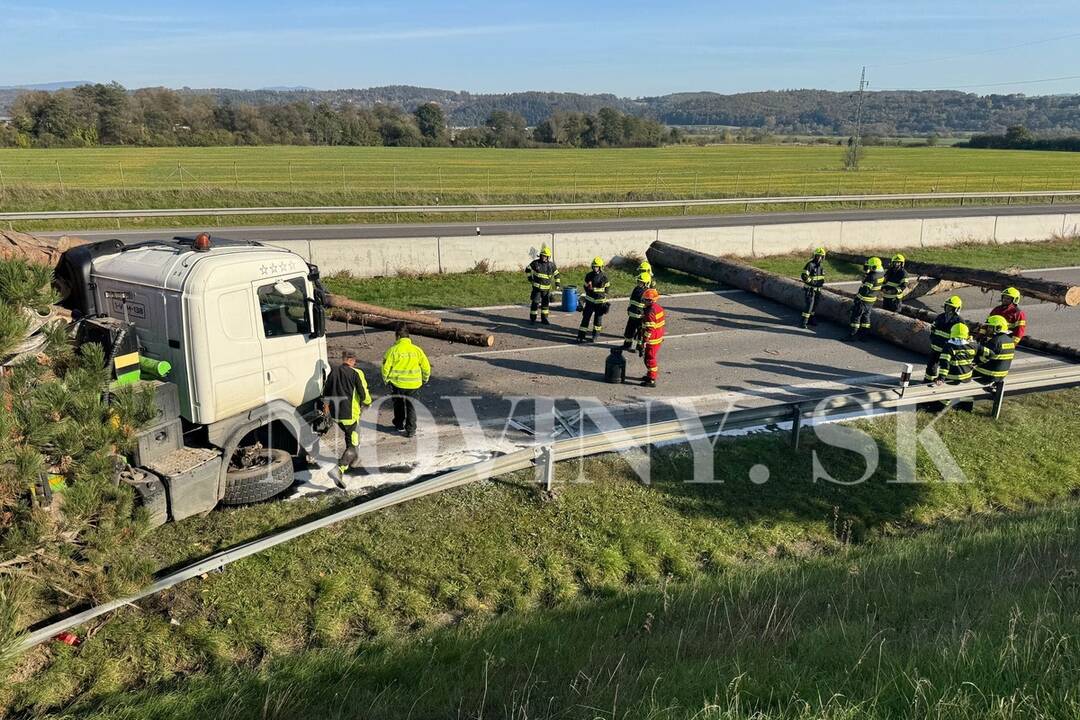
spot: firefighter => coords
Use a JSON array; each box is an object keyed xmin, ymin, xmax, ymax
[
  {"xmin": 525, "ymin": 246, "xmax": 560, "ymax": 324},
  {"xmin": 321, "ymin": 349, "xmax": 372, "ymax": 486},
  {"xmin": 578, "ymin": 256, "xmax": 610, "ymax": 342},
  {"xmin": 924, "ymin": 295, "xmax": 964, "ymax": 381},
  {"xmin": 637, "ymin": 260, "xmax": 657, "ymax": 287},
  {"xmin": 381, "ymin": 324, "xmax": 431, "ymax": 438},
  {"xmin": 932, "ymin": 323, "xmax": 975, "ymax": 385},
  {"xmin": 623, "ymin": 271, "xmax": 652, "ymax": 350},
  {"xmin": 847, "ymin": 257, "xmax": 885, "ymax": 340},
  {"xmin": 973, "ymin": 314, "xmax": 1015, "ymax": 385},
  {"xmin": 989, "ymin": 287, "xmax": 1027, "ymax": 344},
  {"xmin": 639, "ymin": 288, "xmax": 665, "ymax": 387},
  {"xmin": 799, "ymin": 246, "xmax": 826, "ymax": 328},
  {"xmin": 881, "ymin": 253, "xmax": 909, "ymax": 312}
]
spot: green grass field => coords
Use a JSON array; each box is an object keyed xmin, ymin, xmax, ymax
[
  {"xmin": 7, "ymin": 386, "xmax": 1080, "ymax": 717},
  {"xmin": 1, "ymin": 145, "xmax": 1077, "ymax": 232}
]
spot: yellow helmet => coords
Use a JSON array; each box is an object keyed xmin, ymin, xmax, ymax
[
  {"xmin": 539, "ymin": 245, "xmax": 551, "ymax": 257},
  {"xmin": 944, "ymin": 295, "xmax": 963, "ymax": 310},
  {"xmin": 591, "ymin": 256, "xmax": 604, "ymax": 268},
  {"xmin": 892, "ymin": 253, "xmax": 905, "ymax": 264},
  {"xmin": 638, "ymin": 260, "xmax": 652, "ymax": 272},
  {"xmin": 813, "ymin": 247, "xmax": 827, "ymax": 257},
  {"xmin": 950, "ymin": 323, "xmax": 970, "ymax": 340},
  {"xmin": 866, "ymin": 257, "xmax": 883, "ymax": 270},
  {"xmin": 985, "ymin": 315, "xmax": 1009, "ymax": 333},
  {"xmin": 637, "ymin": 271, "xmax": 652, "ymax": 284},
  {"xmin": 1001, "ymin": 286, "xmax": 1020, "ymax": 303}
]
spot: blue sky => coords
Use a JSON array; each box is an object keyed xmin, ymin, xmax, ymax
[{"xmin": 2, "ymin": 0, "xmax": 1078, "ymax": 95}]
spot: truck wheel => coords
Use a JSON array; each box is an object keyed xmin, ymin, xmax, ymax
[
  {"xmin": 122, "ymin": 468, "xmax": 168, "ymax": 527},
  {"xmin": 221, "ymin": 448, "xmax": 295, "ymax": 506}
]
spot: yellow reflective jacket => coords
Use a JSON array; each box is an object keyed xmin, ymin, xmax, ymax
[{"xmin": 381, "ymin": 338, "xmax": 431, "ymax": 390}]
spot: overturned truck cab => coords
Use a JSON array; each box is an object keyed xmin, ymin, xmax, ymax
[{"xmin": 55, "ymin": 234, "xmax": 330, "ymax": 523}]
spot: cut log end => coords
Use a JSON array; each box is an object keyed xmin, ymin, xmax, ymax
[{"xmin": 1065, "ymin": 287, "xmax": 1080, "ymax": 307}]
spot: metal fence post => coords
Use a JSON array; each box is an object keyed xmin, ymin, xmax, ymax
[
  {"xmin": 789, "ymin": 405, "xmax": 804, "ymax": 449},
  {"xmin": 535, "ymin": 444, "xmax": 555, "ymax": 491}
]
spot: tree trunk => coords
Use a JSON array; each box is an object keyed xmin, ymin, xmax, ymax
[
  {"xmin": 827, "ymin": 251, "xmax": 1080, "ymax": 307},
  {"xmin": 831, "ymin": 287, "xmax": 1080, "ymax": 362},
  {"xmin": 0, "ymin": 230, "xmax": 86, "ymax": 266},
  {"xmin": 324, "ymin": 293, "xmax": 441, "ymax": 326},
  {"xmin": 646, "ymin": 241, "xmax": 933, "ymax": 354},
  {"xmin": 326, "ymin": 308, "xmax": 493, "ymax": 347}
]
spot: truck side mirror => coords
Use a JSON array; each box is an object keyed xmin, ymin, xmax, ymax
[{"xmin": 308, "ymin": 264, "xmax": 327, "ymax": 339}]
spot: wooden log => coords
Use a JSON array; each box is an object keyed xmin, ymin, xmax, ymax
[
  {"xmin": 831, "ymin": 288, "xmax": 1080, "ymax": 362},
  {"xmin": 326, "ymin": 308, "xmax": 493, "ymax": 347},
  {"xmin": 646, "ymin": 241, "xmax": 933, "ymax": 354},
  {"xmin": 324, "ymin": 293, "xmax": 441, "ymax": 326},
  {"xmin": 0, "ymin": 230, "xmax": 86, "ymax": 266},
  {"xmin": 903, "ymin": 277, "xmax": 969, "ymax": 301},
  {"xmin": 827, "ymin": 251, "xmax": 1080, "ymax": 307}
]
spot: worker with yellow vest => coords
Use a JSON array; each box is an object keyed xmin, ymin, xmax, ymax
[
  {"xmin": 322, "ymin": 349, "xmax": 372, "ymax": 486},
  {"xmin": 578, "ymin": 256, "xmax": 611, "ymax": 342},
  {"xmin": 381, "ymin": 324, "xmax": 431, "ymax": 438},
  {"xmin": 623, "ymin": 271, "xmax": 653, "ymax": 351},
  {"xmin": 525, "ymin": 246, "xmax": 561, "ymax": 324},
  {"xmin": 848, "ymin": 257, "xmax": 885, "ymax": 340}
]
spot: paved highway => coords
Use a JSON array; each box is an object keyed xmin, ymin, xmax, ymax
[
  {"xmin": 313, "ymin": 266, "xmax": 1078, "ymax": 492},
  {"xmin": 44, "ymin": 203, "xmax": 1080, "ymax": 244}
]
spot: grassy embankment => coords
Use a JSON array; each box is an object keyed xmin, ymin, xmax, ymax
[
  {"xmin": 1, "ymin": 144, "xmax": 1077, "ymax": 232},
  {"xmin": 6, "ymin": 385, "xmax": 1080, "ymax": 717},
  {"xmin": 323, "ymin": 235, "xmax": 1080, "ymax": 311}
]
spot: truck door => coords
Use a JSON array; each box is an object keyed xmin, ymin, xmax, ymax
[{"xmin": 252, "ymin": 275, "xmax": 326, "ymax": 409}]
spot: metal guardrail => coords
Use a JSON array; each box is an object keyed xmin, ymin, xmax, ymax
[
  {"xmin": 15, "ymin": 362, "xmax": 1080, "ymax": 652},
  {"xmin": 4, "ymin": 190, "xmax": 1080, "ymax": 222}
]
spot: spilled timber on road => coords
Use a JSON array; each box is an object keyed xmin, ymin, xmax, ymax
[
  {"xmin": 827, "ymin": 250, "xmax": 1080, "ymax": 307},
  {"xmin": 831, "ymin": 287, "xmax": 1080, "ymax": 362},
  {"xmin": 646, "ymin": 240, "xmax": 933, "ymax": 354},
  {"xmin": 326, "ymin": 308, "xmax": 494, "ymax": 347}
]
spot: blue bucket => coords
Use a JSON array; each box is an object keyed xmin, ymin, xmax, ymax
[{"xmin": 562, "ymin": 286, "xmax": 579, "ymax": 312}]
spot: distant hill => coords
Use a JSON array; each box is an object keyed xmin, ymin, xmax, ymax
[
  {"xmin": 3, "ymin": 82, "xmax": 1080, "ymax": 135},
  {"xmin": 0, "ymin": 80, "xmax": 92, "ymax": 91}
]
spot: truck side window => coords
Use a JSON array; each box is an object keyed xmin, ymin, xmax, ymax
[{"xmin": 257, "ymin": 278, "xmax": 311, "ymax": 338}]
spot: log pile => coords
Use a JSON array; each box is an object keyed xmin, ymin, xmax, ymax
[
  {"xmin": 827, "ymin": 250, "xmax": 1080, "ymax": 307},
  {"xmin": 646, "ymin": 241, "xmax": 934, "ymax": 354},
  {"xmin": 325, "ymin": 307, "xmax": 494, "ymax": 347}
]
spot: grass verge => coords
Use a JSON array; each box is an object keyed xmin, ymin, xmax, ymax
[
  {"xmin": 54, "ymin": 502, "xmax": 1080, "ymax": 719},
  {"xmin": 5, "ymin": 386, "xmax": 1080, "ymax": 716}
]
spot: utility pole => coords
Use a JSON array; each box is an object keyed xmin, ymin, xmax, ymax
[{"xmin": 846, "ymin": 65, "xmax": 868, "ymax": 170}]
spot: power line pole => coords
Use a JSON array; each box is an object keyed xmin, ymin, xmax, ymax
[{"xmin": 846, "ymin": 65, "xmax": 868, "ymax": 170}]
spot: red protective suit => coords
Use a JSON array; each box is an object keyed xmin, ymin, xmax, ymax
[
  {"xmin": 990, "ymin": 302, "xmax": 1027, "ymax": 342},
  {"xmin": 641, "ymin": 302, "xmax": 666, "ymax": 381}
]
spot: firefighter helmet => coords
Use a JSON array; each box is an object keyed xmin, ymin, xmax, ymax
[
  {"xmin": 642, "ymin": 288, "xmax": 660, "ymax": 302},
  {"xmin": 985, "ymin": 315, "xmax": 1009, "ymax": 333},
  {"xmin": 866, "ymin": 257, "xmax": 883, "ymax": 270},
  {"xmin": 637, "ymin": 271, "xmax": 652, "ymax": 284},
  {"xmin": 1001, "ymin": 286, "xmax": 1020, "ymax": 303},
  {"xmin": 539, "ymin": 245, "xmax": 551, "ymax": 257},
  {"xmin": 638, "ymin": 260, "xmax": 652, "ymax": 272},
  {"xmin": 591, "ymin": 256, "xmax": 604, "ymax": 268},
  {"xmin": 944, "ymin": 295, "xmax": 963, "ymax": 310},
  {"xmin": 950, "ymin": 323, "xmax": 970, "ymax": 340},
  {"xmin": 892, "ymin": 253, "xmax": 905, "ymax": 264},
  {"xmin": 813, "ymin": 247, "xmax": 827, "ymax": 257}
]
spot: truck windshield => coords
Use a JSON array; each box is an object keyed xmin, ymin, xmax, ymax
[{"xmin": 257, "ymin": 277, "xmax": 311, "ymax": 338}]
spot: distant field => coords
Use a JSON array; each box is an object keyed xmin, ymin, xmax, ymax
[{"xmin": 0, "ymin": 144, "xmax": 1077, "ymax": 231}]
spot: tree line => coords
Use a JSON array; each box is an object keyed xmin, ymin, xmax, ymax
[
  {"xmin": 964, "ymin": 125, "xmax": 1080, "ymax": 152},
  {"xmin": 0, "ymin": 83, "xmax": 674, "ymax": 149}
]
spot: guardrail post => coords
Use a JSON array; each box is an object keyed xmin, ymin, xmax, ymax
[
  {"xmin": 991, "ymin": 381, "xmax": 1006, "ymax": 420},
  {"xmin": 790, "ymin": 405, "xmax": 804, "ymax": 449},
  {"xmin": 535, "ymin": 444, "xmax": 555, "ymax": 491}
]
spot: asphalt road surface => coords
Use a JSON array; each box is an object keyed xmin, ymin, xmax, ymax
[
  {"xmin": 45, "ymin": 203, "xmax": 1080, "ymax": 244},
  {"xmin": 319, "ymin": 266, "xmax": 1077, "ymax": 490}
]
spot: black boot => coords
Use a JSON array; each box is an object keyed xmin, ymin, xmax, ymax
[
  {"xmin": 591, "ymin": 329, "xmax": 598, "ymax": 342},
  {"xmin": 541, "ymin": 317, "xmax": 551, "ymax": 325},
  {"xmin": 800, "ymin": 319, "xmax": 809, "ymax": 329},
  {"xmin": 576, "ymin": 333, "xmax": 587, "ymax": 343}
]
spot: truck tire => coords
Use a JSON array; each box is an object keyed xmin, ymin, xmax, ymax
[
  {"xmin": 122, "ymin": 468, "xmax": 168, "ymax": 527},
  {"xmin": 221, "ymin": 448, "xmax": 295, "ymax": 506}
]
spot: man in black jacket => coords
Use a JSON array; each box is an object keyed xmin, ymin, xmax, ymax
[
  {"xmin": 525, "ymin": 245, "xmax": 560, "ymax": 324},
  {"xmin": 800, "ymin": 247, "xmax": 826, "ymax": 328},
  {"xmin": 321, "ymin": 350, "xmax": 371, "ymax": 487},
  {"xmin": 578, "ymin": 256, "xmax": 610, "ymax": 342}
]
